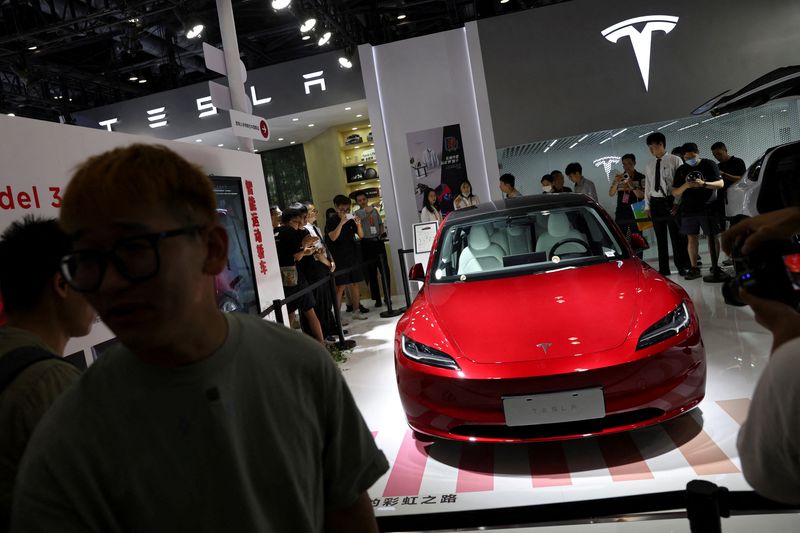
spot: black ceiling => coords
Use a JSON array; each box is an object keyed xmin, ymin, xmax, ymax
[{"xmin": 0, "ymin": 0, "xmax": 571, "ymax": 122}]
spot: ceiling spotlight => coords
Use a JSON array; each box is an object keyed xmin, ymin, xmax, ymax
[
  {"xmin": 7, "ymin": 113, "xmax": 15, "ymax": 116},
  {"xmin": 271, "ymin": 0, "xmax": 291, "ymax": 9},
  {"xmin": 300, "ymin": 18, "xmax": 316, "ymax": 33},
  {"xmin": 290, "ymin": 141, "xmax": 296, "ymax": 144},
  {"xmin": 138, "ymin": 79, "xmax": 147, "ymax": 84},
  {"xmin": 356, "ymin": 114, "xmax": 363, "ymax": 118},
  {"xmin": 308, "ymin": 123, "xmax": 315, "ymax": 127},
  {"xmin": 351, "ymin": 127, "xmax": 357, "ymax": 131},
  {"xmin": 292, "ymin": 117, "xmax": 299, "ymax": 121},
  {"xmin": 217, "ymin": 143, "xmax": 224, "ymax": 147},
  {"xmin": 278, "ymin": 137, "xmax": 284, "ymax": 141},
  {"xmin": 27, "ymin": 45, "xmax": 38, "ymax": 51},
  {"xmin": 345, "ymin": 107, "xmax": 352, "ymax": 111},
  {"xmin": 500, "ymin": 0, "xmax": 510, "ymax": 3},
  {"xmin": 338, "ymin": 57, "xmax": 353, "ymax": 69},
  {"xmin": 397, "ymin": 14, "xmax": 406, "ymax": 20},
  {"xmin": 187, "ymin": 24, "xmax": 204, "ymax": 39},
  {"xmin": 302, "ymin": 35, "xmax": 311, "ymax": 41},
  {"xmin": 318, "ymin": 31, "xmax": 332, "ymax": 46},
  {"xmin": 253, "ymin": 149, "xmax": 259, "ymax": 152},
  {"xmin": 129, "ymin": 75, "xmax": 138, "ymax": 81},
  {"xmin": 195, "ymin": 139, "xmax": 202, "ymax": 143}
]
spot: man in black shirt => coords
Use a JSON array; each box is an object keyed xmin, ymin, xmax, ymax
[
  {"xmin": 550, "ymin": 170, "xmax": 573, "ymax": 193},
  {"xmin": 711, "ymin": 141, "xmax": 747, "ymax": 226},
  {"xmin": 609, "ymin": 154, "xmax": 645, "ymax": 246},
  {"xmin": 326, "ymin": 195, "xmax": 367, "ymax": 320},
  {"xmin": 672, "ymin": 143, "xmax": 725, "ymax": 280},
  {"xmin": 274, "ymin": 207, "xmax": 326, "ymax": 344}
]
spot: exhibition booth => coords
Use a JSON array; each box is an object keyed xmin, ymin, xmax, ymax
[{"xmin": 2, "ymin": 0, "xmax": 800, "ymax": 527}]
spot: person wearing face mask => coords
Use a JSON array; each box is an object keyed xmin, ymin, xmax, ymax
[
  {"xmin": 453, "ymin": 180, "xmax": 480, "ymax": 210},
  {"xmin": 541, "ymin": 174, "xmax": 554, "ymax": 193},
  {"xmin": 671, "ymin": 142, "xmax": 725, "ymax": 280}
]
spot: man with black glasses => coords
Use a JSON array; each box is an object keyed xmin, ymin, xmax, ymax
[{"xmin": 11, "ymin": 144, "xmax": 388, "ymax": 533}]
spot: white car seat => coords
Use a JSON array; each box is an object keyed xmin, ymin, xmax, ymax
[
  {"xmin": 489, "ymin": 221, "xmax": 509, "ymax": 254},
  {"xmin": 535, "ymin": 213, "xmax": 587, "ymax": 259},
  {"xmin": 507, "ymin": 225, "xmax": 532, "ymax": 254},
  {"xmin": 457, "ymin": 225, "xmax": 506, "ymax": 274}
]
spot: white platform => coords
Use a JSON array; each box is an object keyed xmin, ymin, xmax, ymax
[{"xmin": 338, "ymin": 264, "xmax": 795, "ymax": 528}]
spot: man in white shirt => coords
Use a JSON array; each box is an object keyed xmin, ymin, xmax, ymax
[
  {"xmin": 643, "ymin": 132, "xmax": 690, "ymax": 276},
  {"xmin": 722, "ymin": 207, "xmax": 800, "ymax": 504}
]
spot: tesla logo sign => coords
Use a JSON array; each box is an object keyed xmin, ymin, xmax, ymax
[
  {"xmin": 536, "ymin": 343, "xmax": 552, "ymax": 354},
  {"xmin": 601, "ymin": 15, "xmax": 679, "ymax": 91},
  {"xmin": 594, "ymin": 156, "xmax": 622, "ymax": 181},
  {"xmin": 259, "ymin": 120, "xmax": 269, "ymax": 138}
]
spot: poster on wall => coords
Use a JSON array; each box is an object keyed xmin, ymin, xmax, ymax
[
  {"xmin": 210, "ymin": 176, "xmax": 261, "ymax": 315},
  {"xmin": 406, "ymin": 124, "xmax": 469, "ymax": 217}
]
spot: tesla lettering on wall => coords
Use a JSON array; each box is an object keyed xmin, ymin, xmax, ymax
[{"xmin": 601, "ymin": 15, "xmax": 679, "ymax": 91}]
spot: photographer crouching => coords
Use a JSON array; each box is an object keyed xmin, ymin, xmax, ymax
[{"xmin": 721, "ymin": 206, "xmax": 800, "ymax": 504}]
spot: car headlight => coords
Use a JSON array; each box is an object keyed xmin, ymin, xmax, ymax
[
  {"xmin": 401, "ymin": 335, "xmax": 460, "ymax": 370},
  {"xmin": 636, "ymin": 302, "xmax": 690, "ymax": 351}
]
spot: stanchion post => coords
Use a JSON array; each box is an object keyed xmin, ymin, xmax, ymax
[
  {"xmin": 379, "ymin": 254, "xmax": 405, "ymax": 318},
  {"xmin": 272, "ymin": 299, "xmax": 284, "ymax": 326},
  {"xmin": 397, "ymin": 248, "xmax": 412, "ymax": 309},
  {"xmin": 686, "ymin": 480, "xmax": 728, "ymax": 533},
  {"xmin": 329, "ymin": 272, "xmax": 356, "ymax": 350}
]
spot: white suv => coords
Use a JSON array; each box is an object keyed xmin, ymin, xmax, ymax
[{"xmin": 727, "ymin": 140, "xmax": 800, "ymax": 218}]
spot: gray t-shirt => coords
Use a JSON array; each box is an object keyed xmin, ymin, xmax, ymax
[
  {"xmin": 354, "ymin": 208, "xmax": 382, "ymax": 239},
  {"xmin": 574, "ymin": 177, "xmax": 598, "ymax": 201},
  {"xmin": 12, "ymin": 313, "xmax": 388, "ymax": 532}
]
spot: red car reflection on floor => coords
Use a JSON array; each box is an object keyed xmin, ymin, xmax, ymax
[{"xmin": 395, "ymin": 194, "xmax": 705, "ymax": 443}]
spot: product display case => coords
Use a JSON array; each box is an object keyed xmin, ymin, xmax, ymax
[{"xmin": 340, "ymin": 123, "xmax": 383, "ymax": 216}]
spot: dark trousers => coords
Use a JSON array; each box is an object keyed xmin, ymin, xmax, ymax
[
  {"xmin": 649, "ymin": 196, "xmax": 689, "ymax": 274},
  {"xmin": 360, "ymin": 239, "xmax": 387, "ymax": 302},
  {"xmin": 300, "ymin": 262, "xmax": 337, "ymax": 337}
]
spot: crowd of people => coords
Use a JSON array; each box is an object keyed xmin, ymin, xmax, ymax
[
  {"xmin": 496, "ymin": 134, "xmax": 748, "ymax": 280},
  {"xmin": 271, "ymin": 191, "xmax": 389, "ymax": 345}
]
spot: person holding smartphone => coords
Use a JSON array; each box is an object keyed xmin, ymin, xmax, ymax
[
  {"xmin": 326, "ymin": 195, "xmax": 368, "ymax": 320},
  {"xmin": 609, "ymin": 154, "xmax": 646, "ymax": 245}
]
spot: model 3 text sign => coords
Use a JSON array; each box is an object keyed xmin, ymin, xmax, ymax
[
  {"xmin": 0, "ymin": 185, "xmax": 62, "ymax": 210},
  {"xmin": 602, "ymin": 15, "xmax": 679, "ymax": 92},
  {"xmin": 230, "ymin": 109, "xmax": 270, "ymax": 140}
]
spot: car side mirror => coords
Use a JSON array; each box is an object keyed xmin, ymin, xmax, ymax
[
  {"xmin": 408, "ymin": 263, "xmax": 425, "ymax": 282},
  {"xmin": 630, "ymin": 233, "xmax": 649, "ymax": 251}
]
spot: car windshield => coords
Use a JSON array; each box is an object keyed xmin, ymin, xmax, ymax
[{"xmin": 431, "ymin": 206, "xmax": 626, "ymax": 283}]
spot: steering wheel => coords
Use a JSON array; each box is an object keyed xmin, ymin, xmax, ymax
[{"xmin": 549, "ymin": 238, "xmax": 591, "ymax": 259}]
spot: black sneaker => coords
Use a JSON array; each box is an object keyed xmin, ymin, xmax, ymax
[
  {"xmin": 678, "ymin": 268, "xmax": 689, "ymax": 276},
  {"xmin": 696, "ymin": 259, "xmax": 703, "ymax": 267},
  {"xmin": 345, "ymin": 305, "xmax": 353, "ymax": 312},
  {"xmin": 722, "ymin": 258, "xmax": 734, "ymax": 267},
  {"xmin": 374, "ymin": 300, "xmax": 383, "ymax": 308},
  {"xmin": 358, "ymin": 304, "xmax": 369, "ymax": 313},
  {"xmin": 684, "ymin": 267, "xmax": 702, "ymax": 280},
  {"xmin": 659, "ymin": 269, "xmax": 672, "ymax": 276}
]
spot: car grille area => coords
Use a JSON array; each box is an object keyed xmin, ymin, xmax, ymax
[{"xmin": 450, "ymin": 408, "xmax": 665, "ymax": 440}]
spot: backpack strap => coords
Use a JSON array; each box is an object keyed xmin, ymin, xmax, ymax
[{"xmin": 0, "ymin": 346, "xmax": 59, "ymax": 394}]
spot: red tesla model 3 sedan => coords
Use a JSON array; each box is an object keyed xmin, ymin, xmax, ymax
[{"xmin": 395, "ymin": 194, "xmax": 705, "ymax": 443}]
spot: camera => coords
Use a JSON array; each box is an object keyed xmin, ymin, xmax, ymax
[{"xmin": 722, "ymin": 238, "xmax": 800, "ymax": 307}]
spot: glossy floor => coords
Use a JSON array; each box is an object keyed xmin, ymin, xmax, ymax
[{"xmin": 338, "ymin": 262, "xmax": 793, "ymax": 528}]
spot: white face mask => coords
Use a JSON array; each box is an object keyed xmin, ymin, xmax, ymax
[{"xmin": 542, "ymin": 185, "xmax": 553, "ymax": 193}]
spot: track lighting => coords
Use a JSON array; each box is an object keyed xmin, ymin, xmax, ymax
[
  {"xmin": 317, "ymin": 31, "xmax": 332, "ymax": 46},
  {"xmin": 300, "ymin": 18, "xmax": 316, "ymax": 33},
  {"xmin": 271, "ymin": 0, "xmax": 291, "ymax": 9},
  {"xmin": 338, "ymin": 56, "xmax": 352, "ymax": 69},
  {"xmin": 186, "ymin": 24, "xmax": 204, "ymax": 39}
]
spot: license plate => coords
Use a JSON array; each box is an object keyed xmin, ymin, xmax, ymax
[{"xmin": 502, "ymin": 387, "xmax": 605, "ymax": 427}]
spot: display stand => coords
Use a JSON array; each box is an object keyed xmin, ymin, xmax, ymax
[{"xmin": 378, "ymin": 252, "xmax": 405, "ymax": 318}]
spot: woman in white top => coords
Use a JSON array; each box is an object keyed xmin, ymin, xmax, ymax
[
  {"xmin": 453, "ymin": 180, "xmax": 480, "ymax": 210},
  {"xmin": 420, "ymin": 188, "xmax": 443, "ymax": 223}
]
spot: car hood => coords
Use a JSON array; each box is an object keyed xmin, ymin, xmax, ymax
[{"xmin": 425, "ymin": 260, "xmax": 641, "ymax": 364}]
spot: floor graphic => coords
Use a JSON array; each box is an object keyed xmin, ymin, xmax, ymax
[{"xmin": 367, "ymin": 399, "xmax": 751, "ymax": 514}]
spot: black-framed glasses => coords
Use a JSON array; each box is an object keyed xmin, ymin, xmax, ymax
[{"xmin": 60, "ymin": 225, "xmax": 206, "ymax": 292}]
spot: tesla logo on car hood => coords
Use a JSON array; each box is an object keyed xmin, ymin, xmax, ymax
[
  {"xmin": 602, "ymin": 15, "xmax": 679, "ymax": 91},
  {"xmin": 536, "ymin": 342, "xmax": 553, "ymax": 354}
]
